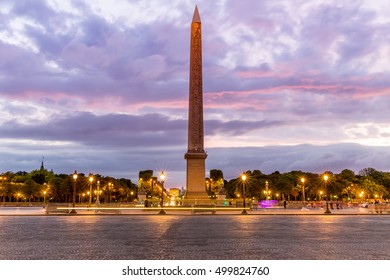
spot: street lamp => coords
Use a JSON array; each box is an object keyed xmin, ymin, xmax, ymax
[
  {"xmin": 88, "ymin": 175, "xmax": 94, "ymax": 207},
  {"xmin": 71, "ymin": 171, "xmax": 78, "ymax": 213},
  {"xmin": 0, "ymin": 176, "xmax": 7, "ymax": 203},
  {"xmin": 151, "ymin": 179, "xmax": 155, "ymax": 204},
  {"xmin": 43, "ymin": 191, "xmax": 47, "ymax": 205},
  {"xmin": 301, "ymin": 177, "xmax": 307, "ymax": 210},
  {"xmin": 159, "ymin": 172, "xmax": 166, "ymax": 214},
  {"xmin": 323, "ymin": 174, "xmax": 331, "ymax": 214},
  {"xmin": 108, "ymin": 182, "xmax": 112, "ymax": 203},
  {"xmin": 241, "ymin": 174, "xmax": 248, "ymax": 214},
  {"xmin": 96, "ymin": 180, "xmax": 100, "ymax": 206}
]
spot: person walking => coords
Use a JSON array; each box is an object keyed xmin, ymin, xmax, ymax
[{"xmin": 283, "ymin": 199, "xmax": 287, "ymax": 209}]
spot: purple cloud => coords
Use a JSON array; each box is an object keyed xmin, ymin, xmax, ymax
[{"xmin": 1, "ymin": 0, "xmax": 390, "ymax": 187}]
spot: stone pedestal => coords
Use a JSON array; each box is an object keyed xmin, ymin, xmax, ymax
[{"xmin": 185, "ymin": 152, "xmax": 208, "ymax": 200}]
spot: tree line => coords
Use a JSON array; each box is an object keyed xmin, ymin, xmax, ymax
[
  {"xmin": 1, "ymin": 166, "xmax": 390, "ymax": 204},
  {"xmin": 219, "ymin": 168, "xmax": 390, "ymax": 201},
  {"xmin": 0, "ymin": 166, "xmax": 137, "ymax": 203}
]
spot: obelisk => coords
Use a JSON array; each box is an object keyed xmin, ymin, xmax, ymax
[{"xmin": 184, "ymin": 6, "xmax": 208, "ymax": 200}]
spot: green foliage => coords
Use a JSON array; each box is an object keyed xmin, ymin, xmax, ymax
[
  {"xmin": 1, "ymin": 166, "xmax": 390, "ymax": 202},
  {"xmin": 207, "ymin": 169, "xmax": 224, "ymax": 196}
]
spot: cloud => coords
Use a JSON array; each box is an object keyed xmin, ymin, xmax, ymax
[
  {"xmin": 1, "ymin": 0, "xmax": 390, "ymax": 186},
  {"xmin": 0, "ymin": 111, "xmax": 187, "ymax": 147}
]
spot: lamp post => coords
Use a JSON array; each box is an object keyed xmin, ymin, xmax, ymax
[
  {"xmin": 264, "ymin": 181, "xmax": 271, "ymax": 199},
  {"xmin": 88, "ymin": 175, "xmax": 94, "ymax": 207},
  {"xmin": 241, "ymin": 174, "xmax": 248, "ymax": 214},
  {"xmin": 108, "ymin": 183, "xmax": 112, "ymax": 203},
  {"xmin": 301, "ymin": 177, "xmax": 306, "ymax": 210},
  {"xmin": 43, "ymin": 191, "xmax": 47, "ymax": 205},
  {"xmin": 151, "ymin": 179, "xmax": 155, "ymax": 205},
  {"xmin": 0, "ymin": 176, "xmax": 7, "ymax": 203},
  {"xmin": 96, "ymin": 180, "xmax": 100, "ymax": 206},
  {"xmin": 323, "ymin": 174, "xmax": 331, "ymax": 214},
  {"xmin": 159, "ymin": 172, "xmax": 166, "ymax": 214},
  {"xmin": 70, "ymin": 171, "xmax": 78, "ymax": 213}
]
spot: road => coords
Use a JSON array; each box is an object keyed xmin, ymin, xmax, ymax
[{"xmin": 0, "ymin": 215, "xmax": 389, "ymax": 260}]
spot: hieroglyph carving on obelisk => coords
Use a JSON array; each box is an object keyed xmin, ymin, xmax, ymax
[{"xmin": 184, "ymin": 6, "xmax": 208, "ymax": 200}]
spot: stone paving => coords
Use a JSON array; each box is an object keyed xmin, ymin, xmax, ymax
[
  {"xmin": 0, "ymin": 214, "xmax": 389, "ymax": 260},
  {"xmin": 0, "ymin": 205, "xmax": 386, "ymax": 215}
]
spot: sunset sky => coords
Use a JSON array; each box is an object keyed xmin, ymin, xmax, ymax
[{"xmin": 1, "ymin": 0, "xmax": 389, "ymax": 187}]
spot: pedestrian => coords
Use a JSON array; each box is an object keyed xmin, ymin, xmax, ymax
[
  {"xmin": 283, "ymin": 199, "xmax": 287, "ymax": 209},
  {"xmin": 330, "ymin": 200, "xmax": 334, "ymax": 209},
  {"xmin": 374, "ymin": 199, "xmax": 379, "ymax": 213}
]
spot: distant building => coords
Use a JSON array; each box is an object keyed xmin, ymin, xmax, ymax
[{"xmin": 169, "ymin": 188, "xmax": 180, "ymax": 197}]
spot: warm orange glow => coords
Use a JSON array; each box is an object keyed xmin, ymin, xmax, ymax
[
  {"xmin": 160, "ymin": 172, "xmax": 165, "ymax": 181},
  {"xmin": 323, "ymin": 174, "xmax": 328, "ymax": 181}
]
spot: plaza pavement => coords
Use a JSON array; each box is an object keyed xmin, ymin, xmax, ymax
[
  {"xmin": 0, "ymin": 206, "xmax": 389, "ymax": 260},
  {"xmin": 0, "ymin": 205, "xmax": 387, "ymax": 216}
]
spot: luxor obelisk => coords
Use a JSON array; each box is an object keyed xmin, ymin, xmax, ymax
[{"xmin": 184, "ymin": 6, "xmax": 209, "ymax": 200}]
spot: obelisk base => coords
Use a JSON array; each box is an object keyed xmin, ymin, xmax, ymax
[{"xmin": 184, "ymin": 152, "xmax": 209, "ymax": 201}]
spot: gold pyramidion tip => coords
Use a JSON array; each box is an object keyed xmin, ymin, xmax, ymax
[{"xmin": 192, "ymin": 5, "xmax": 201, "ymax": 23}]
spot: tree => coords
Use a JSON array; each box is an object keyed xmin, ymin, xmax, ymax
[
  {"xmin": 361, "ymin": 179, "xmax": 388, "ymax": 199},
  {"xmin": 359, "ymin": 167, "xmax": 379, "ymax": 177},
  {"xmin": 224, "ymin": 179, "xmax": 238, "ymax": 198},
  {"xmin": 24, "ymin": 178, "xmax": 40, "ymax": 202},
  {"xmin": 138, "ymin": 170, "xmax": 154, "ymax": 197},
  {"xmin": 207, "ymin": 169, "xmax": 224, "ymax": 196}
]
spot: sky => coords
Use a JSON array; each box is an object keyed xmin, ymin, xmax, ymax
[{"xmin": 1, "ymin": 0, "xmax": 390, "ymax": 187}]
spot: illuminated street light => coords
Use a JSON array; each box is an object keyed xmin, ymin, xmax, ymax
[
  {"xmin": 241, "ymin": 174, "xmax": 248, "ymax": 215},
  {"xmin": 88, "ymin": 175, "xmax": 94, "ymax": 207},
  {"xmin": 301, "ymin": 177, "xmax": 307, "ymax": 210},
  {"xmin": 323, "ymin": 174, "xmax": 331, "ymax": 214},
  {"xmin": 159, "ymin": 172, "xmax": 166, "ymax": 214},
  {"xmin": 0, "ymin": 176, "xmax": 7, "ymax": 204},
  {"xmin": 96, "ymin": 180, "xmax": 100, "ymax": 206},
  {"xmin": 70, "ymin": 171, "xmax": 78, "ymax": 213},
  {"xmin": 108, "ymin": 182, "xmax": 113, "ymax": 203}
]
